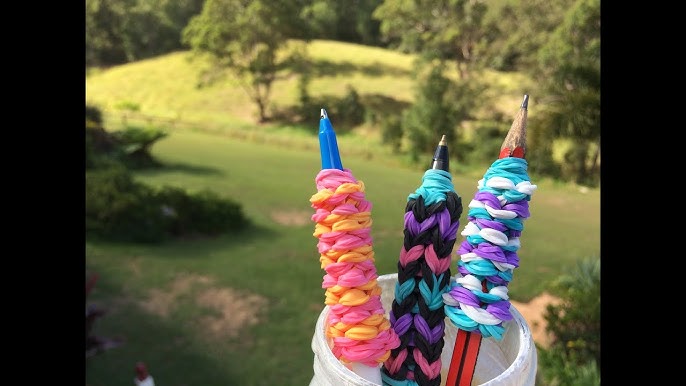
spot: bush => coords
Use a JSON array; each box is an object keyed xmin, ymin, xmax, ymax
[
  {"xmin": 86, "ymin": 126, "xmax": 126, "ymax": 170},
  {"xmin": 86, "ymin": 104, "xmax": 103, "ymax": 126},
  {"xmin": 85, "ymin": 105, "xmax": 249, "ymax": 243},
  {"xmin": 537, "ymin": 257, "xmax": 600, "ymax": 385},
  {"xmin": 466, "ymin": 121, "xmax": 507, "ymax": 165},
  {"xmin": 112, "ymin": 125, "xmax": 169, "ymax": 169},
  {"xmin": 85, "ymin": 105, "xmax": 167, "ymax": 170},
  {"xmin": 86, "ymin": 167, "xmax": 250, "ymax": 243},
  {"xmin": 86, "ymin": 105, "xmax": 121, "ymax": 169},
  {"xmin": 401, "ymin": 64, "xmax": 480, "ymax": 164},
  {"xmin": 86, "ymin": 166, "xmax": 171, "ymax": 243},
  {"xmin": 380, "ymin": 114, "xmax": 403, "ymax": 153},
  {"xmin": 337, "ymin": 85, "xmax": 365, "ymax": 128},
  {"xmin": 537, "ymin": 346, "xmax": 600, "ymax": 386},
  {"xmin": 156, "ymin": 186, "xmax": 248, "ymax": 237}
]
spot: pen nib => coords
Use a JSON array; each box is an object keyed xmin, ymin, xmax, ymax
[
  {"xmin": 318, "ymin": 108, "xmax": 343, "ymax": 170},
  {"xmin": 431, "ymin": 134, "xmax": 449, "ymax": 171}
]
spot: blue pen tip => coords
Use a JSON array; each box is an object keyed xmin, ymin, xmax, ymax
[{"xmin": 318, "ymin": 108, "xmax": 343, "ymax": 170}]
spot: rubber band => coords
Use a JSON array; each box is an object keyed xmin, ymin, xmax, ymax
[
  {"xmin": 383, "ymin": 169, "xmax": 463, "ymax": 386},
  {"xmin": 444, "ymin": 157, "xmax": 537, "ymax": 340},
  {"xmin": 311, "ymin": 168, "xmax": 400, "ymax": 366}
]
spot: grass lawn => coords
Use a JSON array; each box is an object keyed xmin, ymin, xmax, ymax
[{"xmin": 86, "ymin": 129, "xmax": 599, "ymax": 386}]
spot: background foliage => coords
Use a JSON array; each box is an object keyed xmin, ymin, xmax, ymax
[
  {"xmin": 86, "ymin": 0, "xmax": 600, "ymax": 186},
  {"xmin": 86, "ymin": 106, "xmax": 250, "ymax": 243},
  {"xmin": 537, "ymin": 258, "xmax": 601, "ymax": 385}
]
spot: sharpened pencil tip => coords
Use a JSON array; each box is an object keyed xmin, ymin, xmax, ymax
[
  {"xmin": 320, "ymin": 108, "xmax": 328, "ymax": 119},
  {"xmin": 499, "ymin": 96, "xmax": 529, "ymax": 159}
]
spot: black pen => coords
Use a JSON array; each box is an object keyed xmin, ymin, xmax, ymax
[{"xmin": 431, "ymin": 134, "xmax": 449, "ymax": 171}]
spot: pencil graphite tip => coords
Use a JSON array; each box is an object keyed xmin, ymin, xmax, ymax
[{"xmin": 521, "ymin": 94, "xmax": 529, "ymax": 110}]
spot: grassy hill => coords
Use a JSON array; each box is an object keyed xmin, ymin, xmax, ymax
[
  {"xmin": 86, "ymin": 40, "xmax": 534, "ymax": 147},
  {"xmin": 85, "ymin": 40, "xmax": 599, "ymax": 386}
]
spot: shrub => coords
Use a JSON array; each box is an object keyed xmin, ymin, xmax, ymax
[
  {"xmin": 86, "ymin": 104, "xmax": 103, "ymax": 126},
  {"xmin": 156, "ymin": 186, "xmax": 248, "ymax": 237},
  {"xmin": 86, "ymin": 105, "xmax": 122, "ymax": 169},
  {"xmin": 85, "ymin": 105, "xmax": 249, "ymax": 243},
  {"xmin": 85, "ymin": 105, "xmax": 168, "ymax": 170},
  {"xmin": 466, "ymin": 121, "xmax": 507, "ymax": 165},
  {"xmin": 402, "ymin": 64, "xmax": 463, "ymax": 163},
  {"xmin": 85, "ymin": 122, "xmax": 168, "ymax": 170},
  {"xmin": 337, "ymin": 85, "xmax": 365, "ymax": 128},
  {"xmin": 86, "ymin": 126, "xmax": 126, "ymax": 170},
  {"xmin": 86, "ymin": 166, "xmax": 171, "ymax": 243},
  {"xmin": 380, "ymin": 114, "xmax": 403, "ymax": 153},
  {"xmin": 537, "ymin": 257, "xmax": 601, "ymax": 385},
  {"xmin": 86, "ymin": 167, "xmax": 250, "ymax": 243},
  {"xmin": 537, "ymin": 345, "xmax": 600, "ymax": 386},
  {"xmin": 112, "ymin": 125, "xmax": 169, "ymax": 169}
]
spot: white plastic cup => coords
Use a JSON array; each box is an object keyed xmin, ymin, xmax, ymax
[{"xmin": 310, "ymin": 273, "xmax": 537, "ymax": 386}]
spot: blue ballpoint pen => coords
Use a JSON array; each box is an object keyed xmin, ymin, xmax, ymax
[{"xmin": 318, "ymin": 108, "xmax": 344, "ymax": 170}]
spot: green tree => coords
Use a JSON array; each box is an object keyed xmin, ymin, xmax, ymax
[
  {"xmin": 86, "ymin": 0, "xmax": 205, "ymax": 66},
  {"xmin": 479, "ymin": 0, "xmax": 575, "ymax": 71},
  {"xmin": 402, "ymin": 64, "xmax": 479, "ymax": 164},
  {"xmin": 372, "ymin": 0, "xmax": 490, "ymax": 79},
  {"xmin": 182, "ymin": 0, "xmax": 306, "ymax": 122},
  {"xmin": 353, "ymin": 0, "xmax": 385, "ymax": 46},
  {"xmin": 299, "ymin": 0, "xmax": 336, "ymax": 40},
  {"xmin": 301, "ymin": 0, "xmax": 384, "ymax": 45},
  {"xmin": 530, "ymin": 0, "xmax": 600, "ymax": 186},
  {"xmin": 86, "ymin": 0, "xmax": 135, "ymax": 65}
]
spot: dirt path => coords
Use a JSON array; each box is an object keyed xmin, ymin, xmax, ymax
[{"xmin": 510, "ymin": 292, "xmax": 562, "ymax": 348}]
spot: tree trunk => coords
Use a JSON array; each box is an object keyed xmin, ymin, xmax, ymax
[
  {"xmin": 574, "ymin": 143, "xmax": 589, "ymax": 186},
  {"xmin": 589, "ymin": 140, "xmax": 600, "ymax": 176},
  {"xmin": 256, "ymin": 99, "xmax": 267, "ymax": 123}
]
